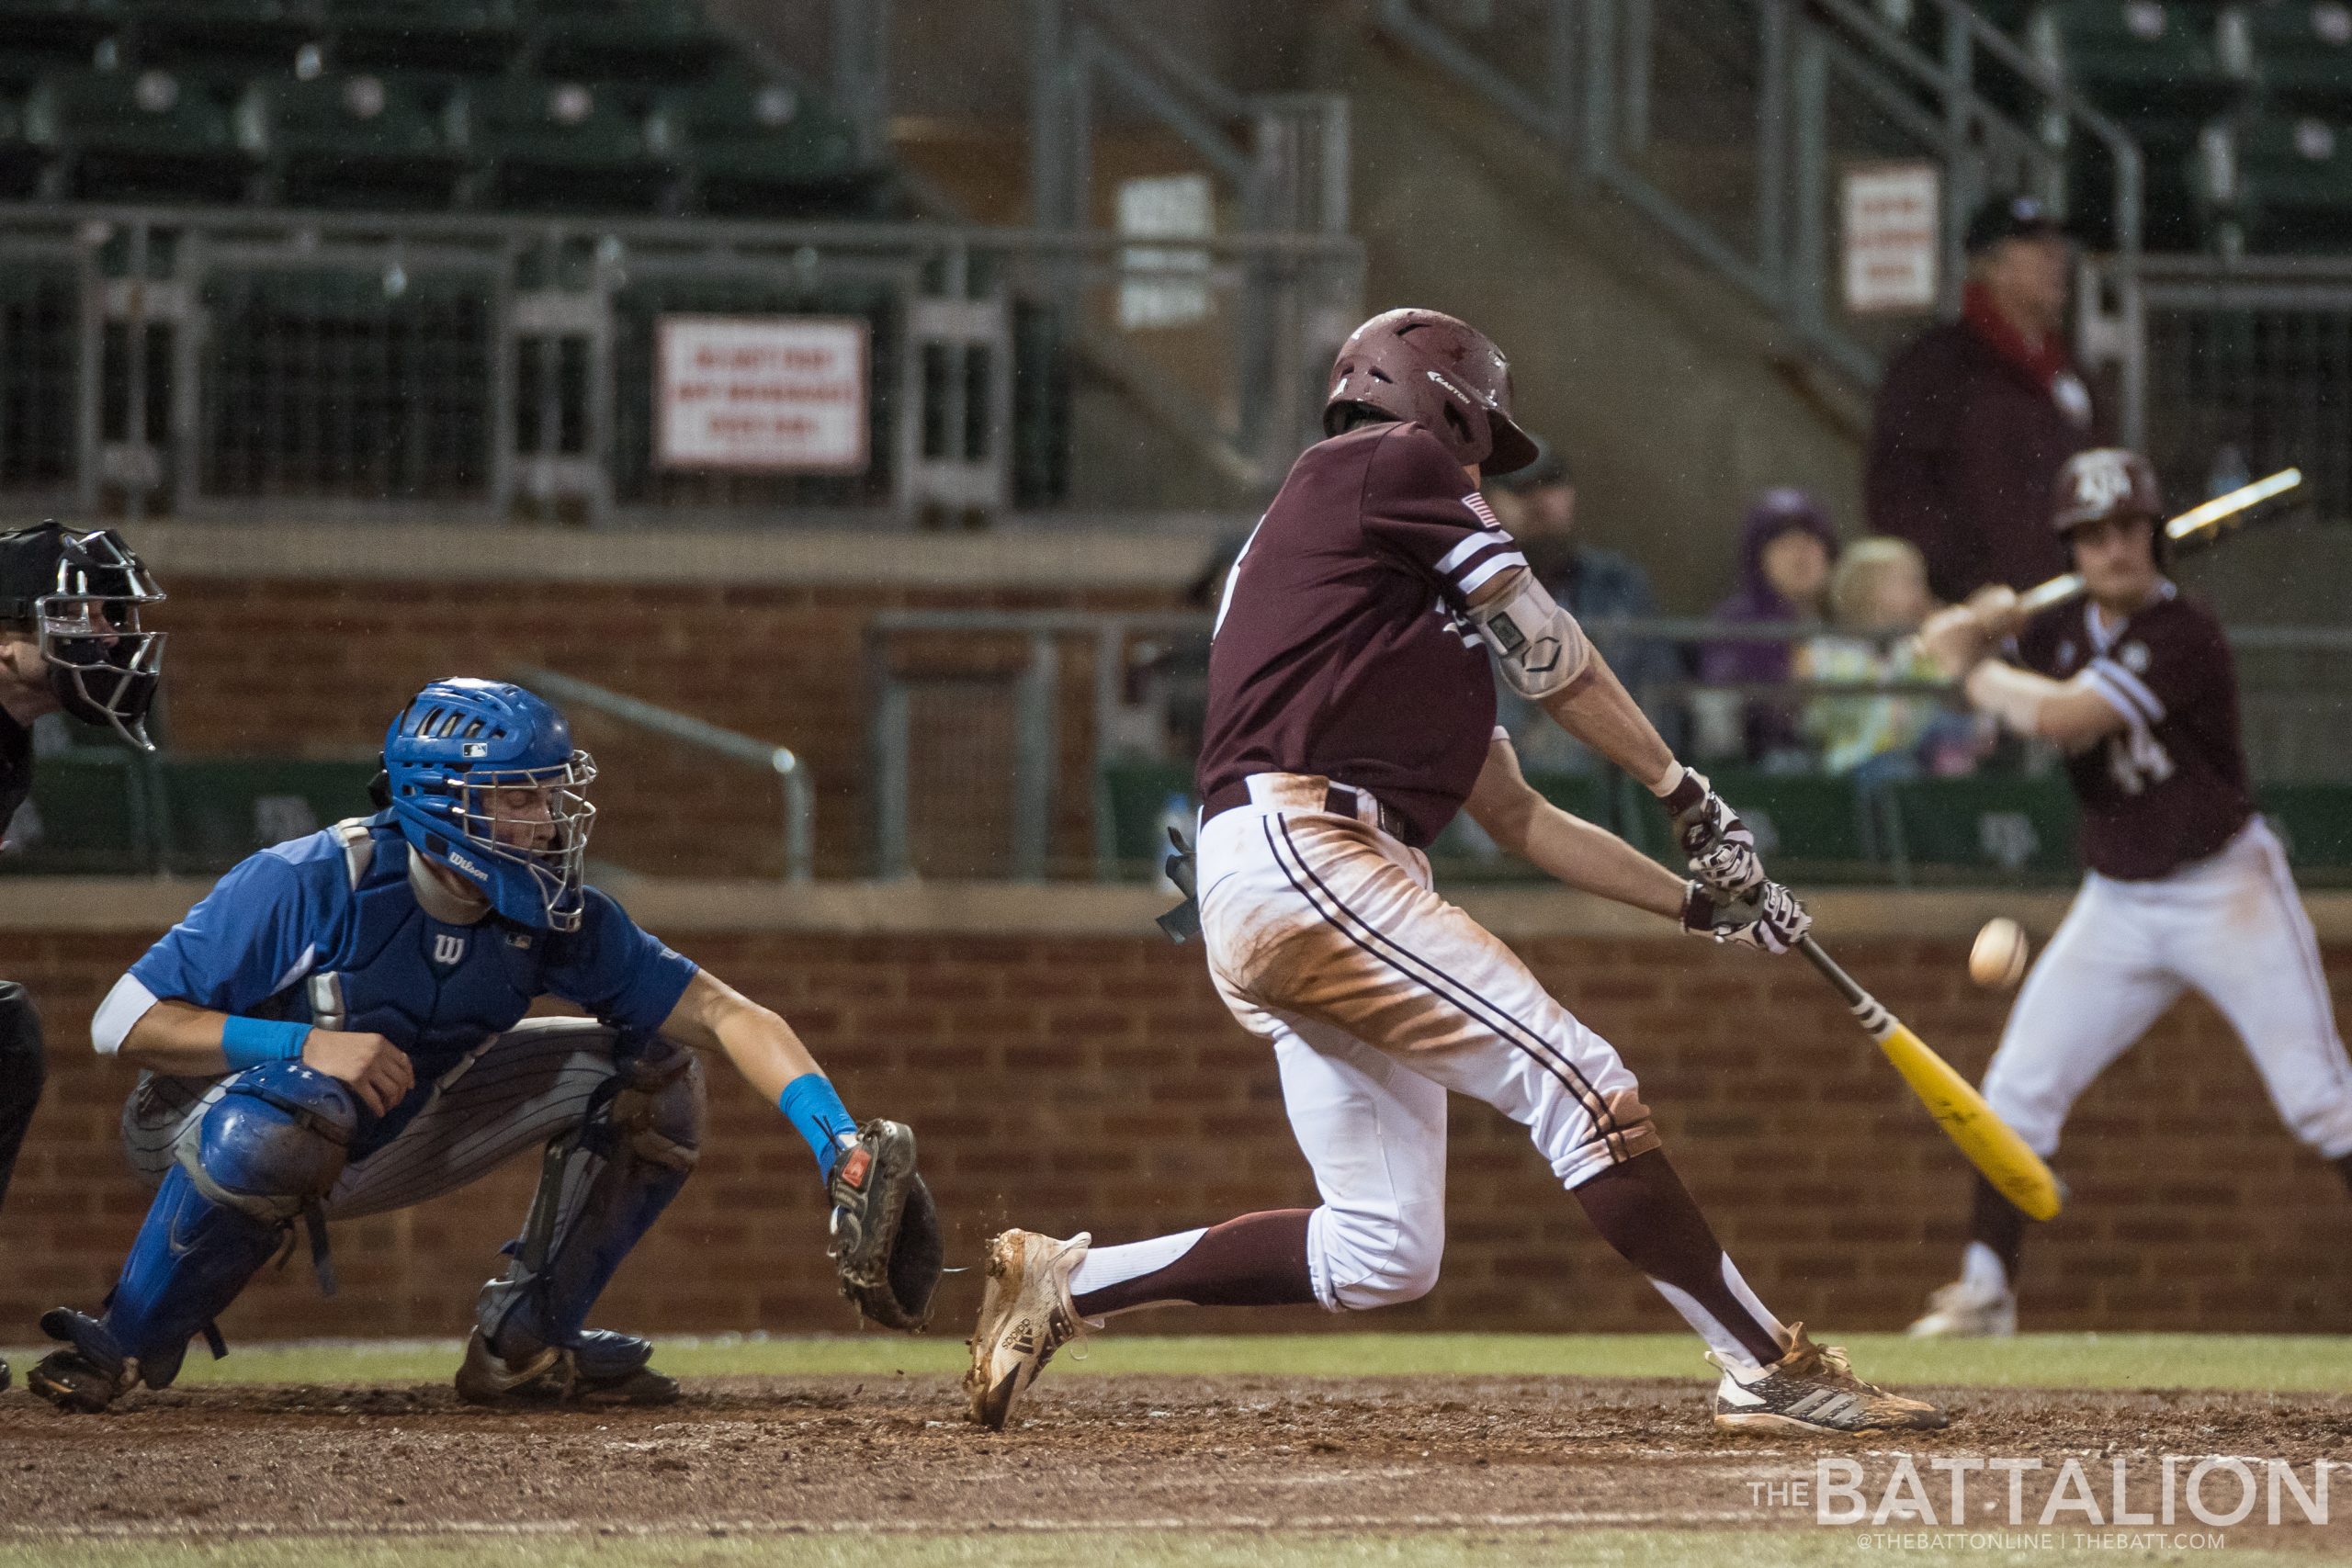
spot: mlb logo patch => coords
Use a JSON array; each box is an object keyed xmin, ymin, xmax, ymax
[{"xmin": 462, "ymin": 742, "xmax": 490, "ymax": 759}]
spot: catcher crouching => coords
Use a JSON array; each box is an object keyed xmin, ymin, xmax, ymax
[{"xmin": 30, "ymin": 677, "xmax": 941, "ymax": 1414}]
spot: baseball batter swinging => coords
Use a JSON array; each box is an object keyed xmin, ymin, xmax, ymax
[
  {"xmin": 963, "ymin": 309, "xmax": 1946, "ymax": 1436},
  {"xmin": 1909, "ymin": 448, "xmax": 2352, "ymax": 1336}
]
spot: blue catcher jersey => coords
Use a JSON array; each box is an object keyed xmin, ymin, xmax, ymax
[{"xmin": 128, "ymin": 813, "xmax": 697, "ymax": 1157}]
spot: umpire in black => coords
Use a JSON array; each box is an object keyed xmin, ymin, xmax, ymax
[{"xmin": 0, "ymin": 523, "xmax": 166, "ymax": 1388}]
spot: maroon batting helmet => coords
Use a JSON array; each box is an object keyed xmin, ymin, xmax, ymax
[
  {"xmin": 1323, "ymin": 308, "xmax": 1541, "ymax": 475},
  {"xmin": 2052, "ymin": 448, "xmax": 2163, "ymax": 532}
]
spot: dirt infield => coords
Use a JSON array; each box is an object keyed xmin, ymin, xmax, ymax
[{"xmin": 6, "ymin": 1373, "xmax": 2351, "ymax": 1547}]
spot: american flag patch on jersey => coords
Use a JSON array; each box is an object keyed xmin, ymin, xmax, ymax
[{"xmin": 1463, "ymin": 491, "xmax": 1502, "ymax": 529}]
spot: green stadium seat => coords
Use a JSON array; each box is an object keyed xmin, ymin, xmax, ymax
[
  {"xmin": 239, "ymin": 72, "xmax": 466, "ymax": 208},
  {"xmin": 1882, "ymin": 773, "xmax": 2081, "ymax": 882},
  {"xmin": 2221, "ymin": 114, "xmax": 2352, "ymax": 250},
  {"xmin": 0, "ymin": 0, "xmax": 126, "ymax": 80},
  {"xmin": 2034, "ymin": 0, "xmax": 2243, "ymax": 250},
  {"xmin": 531, "ymin": 0, "xmax": 729, "ymax": 85},
  {"xmin": 2260, "ymin": 784, "xmax": 2352, "ymax": 871},
  {"xmin": 155, "ymin": 758, "xmax": 379, "ymax": 874},
  {"xmin": 2033, "ymin": 1, "xmax": 2241, "ymax": 118},
  {"xmin": 0, "ymin": 753, "xmax": 154, "ymax": 875},
  {"xmin": 1096, "ymin": 760, "xmax": 1196, "ymax": 881},
  {"xmin": 652, "ymin": 74, "xmax": 876, "ymax": 217},
  {"xmin": 323, "ymin": 0, "xmax": 523, "ymax": 75},
  {"xmin": 124, "ymin": 0, "xmax": 320, "ymax": 73},
  {"xmin": 27, "ymin": 67, "xmax": 254, "ymax": 202},
  {"xmin": 458, "ymin": 76, "xmax": 677, "ymax": 211},
  {"xmin": 2248, "ymin": 1, "xmax": 2352, "ymax": 117},
  {"xmin": 0, "ymin": 88, "xmax": 43, "ymax": 198}
]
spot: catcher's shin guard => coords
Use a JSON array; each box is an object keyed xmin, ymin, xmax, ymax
[
  {"xmin": 36, "ymin": 1063, "xmax": 356, "ymax": 1407},
  {"xmin": 0, "ymin": 981, "xmax": 46, "ymax": 1212},
  {"xmin": 475, "ymin": 1037, "xmax": 704, "ymax": 1362}
]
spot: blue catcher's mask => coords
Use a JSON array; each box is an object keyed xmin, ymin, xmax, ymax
[{"xmin": 382, "ymin": 679, "xmax": 597, "ymax": 933}]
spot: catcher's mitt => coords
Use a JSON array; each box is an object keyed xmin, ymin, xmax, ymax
[{"xmin": 827, "ymin": 1118, "xmax": 943, "ymax": 1332}]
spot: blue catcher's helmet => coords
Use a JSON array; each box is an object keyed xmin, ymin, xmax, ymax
[{"xmin": 382, "ymin": 679, "xmax": 597, "ymax": 932}]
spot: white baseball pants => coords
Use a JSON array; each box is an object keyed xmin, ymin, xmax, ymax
[
  {"xmin": 1984, "ymin": 818, "xmax": 2352, "ymax": 1159},
  {"xmin": 1196, "ymin": 778, "xmax": 1659, "ymax": 1312}
]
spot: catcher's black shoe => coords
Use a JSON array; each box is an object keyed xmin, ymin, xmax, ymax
[
  {"xmin": 454, "ymin": 1328, "xmax": 679, "ymax": 1408},
  {"xmin": 28, "ymin": 1309, "xmax": 138, "ymax": 1415}
]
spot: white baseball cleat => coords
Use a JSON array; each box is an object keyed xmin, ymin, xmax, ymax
[
  {"xmin": 1906, "ymin": 1278, "xmax": 2018, "ymax": 1338},
  {"xmin": 963, "ymin": 1228, "xmax": 1091, "ymax": 1430},
  {"xmin": 1711, "ymin": 1324, "xmax": 1949, "ymax": 1435}
]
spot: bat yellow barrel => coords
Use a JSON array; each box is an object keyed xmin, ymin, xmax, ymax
[{"xmin": 1797, "ymin": 938, "xmax": 2064, "ymax": 1222}]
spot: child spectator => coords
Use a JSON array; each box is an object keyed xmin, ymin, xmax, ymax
[
  {"xmin": 1699, "ymin": 490, "xmax": 1837, "ymax": 767},
  {"xmin": 1804, "ymin": 538, "xmax": 1988, "ymax": 782}
]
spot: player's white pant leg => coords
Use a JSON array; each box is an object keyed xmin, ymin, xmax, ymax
[
  {"xmin": 1980, "ymin": 875, "xmax": 2184, "ymax": 1157},
  {"xmin": 1245, "ymin": 1006, "xmax": 1449, "ymax": 1310},
  {"xmin": 1200, "ymin": 798, "xmax": 1658, "ymax": 1223},
  {"xmin": 2159, "ymin": 821, "xmax": 2352, "ymax": 1158}
]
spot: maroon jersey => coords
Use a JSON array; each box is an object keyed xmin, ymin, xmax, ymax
[
  {"xmin": 1196, "ymin": 421, "xmax": 1523, "ymax": 847},
  {"xmin": 2013, "ymin": 583, "xmax": 2253, "ymax": 880}
]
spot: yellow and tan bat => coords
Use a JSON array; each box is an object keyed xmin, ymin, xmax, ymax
[
  {"xmin": 2014, "ymin": 467, "xmax": 2303, "ymax": 615},
  {"xmin": 1798, "ymin": 935, "xmax": 2063, "ymax": 1221}
]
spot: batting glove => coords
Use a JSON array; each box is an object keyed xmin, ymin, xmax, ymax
[
  {"xmin": 1680, "ymin": 878, "xmax": 1810, "ymax": 954},
  {"xmin": 1661, "ymin": 768, "xmax": 1766, "ymax": 897}
]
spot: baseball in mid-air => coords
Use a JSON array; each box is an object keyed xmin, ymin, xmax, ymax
[{"xmin": 1969, "ymin": 918, "xmax": 2030, "ymax": 989}]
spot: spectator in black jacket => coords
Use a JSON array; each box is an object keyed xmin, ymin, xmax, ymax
[{"xmin": 1865, "ymin": 195, "xmax": 2106, "ymax": 604}]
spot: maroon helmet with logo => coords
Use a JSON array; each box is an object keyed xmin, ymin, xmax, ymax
[
  {"xmin": 1323, "ymin": 308, "xmax": 1541, "ymax": 475},
  {"xmin": 2052, "ymin": 447, "xmax": 2163, "ymax": 532}
]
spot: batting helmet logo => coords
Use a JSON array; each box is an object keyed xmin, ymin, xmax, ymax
[{"xmin": 2052, "ymin": 448, "xmax": 2163, "ymax": 533}]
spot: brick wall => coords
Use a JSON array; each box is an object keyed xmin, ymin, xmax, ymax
[
  {"xmin": 8, "ymin": 926, "xmax": 2351, "ymax": 1346},
  {"xmin": 153, "ymin": 575, "xmax": 1180, "ymax": 880}
]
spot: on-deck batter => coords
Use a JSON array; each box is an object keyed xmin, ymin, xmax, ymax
[
  {"xmin": 1910, "ymin": 447, "xmax": 2352, "ymax": 1336},
  {"xmin": 962, "ymin": 308, "xmax": 1947, "ymax": 1437}
]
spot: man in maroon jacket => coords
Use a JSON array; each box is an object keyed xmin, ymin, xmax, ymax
[
  {"xmin": 1867, "ymin": 195, "xmax": 2105, "ymax": 604},
  {"xmin": 963, "ymin": 309, "xmax": 1947, "ymax": 1438}
]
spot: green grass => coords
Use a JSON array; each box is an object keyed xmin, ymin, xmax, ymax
[
  {"xmin": 8, "ymin": 1331, "xmax": 2347, "ymax": 1393},
  {"xmin": 0, "ymin": 1532, "xmax": 2313, "ymax": 1568}
]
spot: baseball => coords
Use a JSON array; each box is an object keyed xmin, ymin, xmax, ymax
[{"xmin": 1969, "ymin": 918, "xmax": 2030, "ymax": 989}]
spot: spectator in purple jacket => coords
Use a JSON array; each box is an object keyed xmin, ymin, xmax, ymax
[{"xmin": 1699, "ymin": 489, "xmax": 1838, "ymax": 767}]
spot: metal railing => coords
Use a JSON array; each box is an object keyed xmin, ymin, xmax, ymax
[
  {"xmin": 514, "ymin": 664, "xmax": 813, "ymax": 883},
  {"xmin": 1374, "ymin": 0, "xmax": 2141, "ymax": 389},
  {"xmin": 2081, "ymin": 252, "xmax": 2352, "ymax": 523},
  {"xmin": 0, "ymin": 203, "xmax": 1361, "ymax": 525},
  {"xmin": 1026, "ymin": 0, "xmax": 1356, "ymax": 491}
]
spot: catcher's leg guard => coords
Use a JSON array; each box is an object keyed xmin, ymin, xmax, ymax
[
  {"xmin": 472, "ymin": 1037, "xmax": 703, "ymax": 1382},
  {"xmin": 31, "ymin": 1063, "xmax": 356, "ymax": 1410}
]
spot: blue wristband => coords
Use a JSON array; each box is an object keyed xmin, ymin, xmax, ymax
[
  {"xmin": 220, "ymin": 1016, "xmax": 313, "ymax": 1073},
  {"xmin": 777, "ymin": 1073, "xmax": 857, "ymax": 1180}
]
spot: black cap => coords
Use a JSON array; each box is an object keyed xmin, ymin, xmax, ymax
[
  {"xmin": 1488, "ymin": 436, "xmax": 1570, "ymax": 493},
  {"xmin": 1964, "ymin": 193, "xmax": 2068, "ymax": 255}
]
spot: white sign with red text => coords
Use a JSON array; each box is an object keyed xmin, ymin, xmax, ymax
[
  {"xmin": 656, "ymin": 315, "xmax": 869, "ymax": 472},
  {"xmin": 1842, "ymin": 164, "xmax": 1939, "ymax": 314}
]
